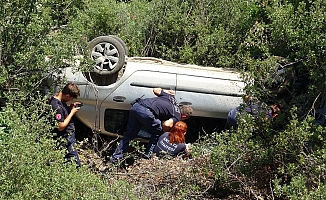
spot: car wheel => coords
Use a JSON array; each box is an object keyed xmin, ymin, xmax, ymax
[
  {"xmin": 108, "ymin": 35, "xmax": 128, "ymax": 56},
  {"xmin": 88, "ymin": 36, "xmax": 126, "ymax": 76}
]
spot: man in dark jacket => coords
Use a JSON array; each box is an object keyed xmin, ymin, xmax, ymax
[
  {"xmin": 227, "ymin": 98, "xmax": 282, "ymax": 129},
  {"xmin": 110, "ymin": 88, "xmax": 193, "ymax": 163}
]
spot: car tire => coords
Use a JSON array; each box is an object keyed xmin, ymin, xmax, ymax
[
  {"xmin": 108, "ymin": 35, "xmax": 128, "ymax": 56},
  {"xmin": 88, "ymin": 36, "xmax": 126, "ymax": 76}
]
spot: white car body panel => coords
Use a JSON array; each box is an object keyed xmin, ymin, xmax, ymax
[{"xmin": 59, "ymin": 57, "xmax": 245, "ymax": 136}]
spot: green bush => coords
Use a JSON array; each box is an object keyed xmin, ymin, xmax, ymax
[
  {"xmin": 2, "ymin": 0, "xmax": 326, "ymax": 199},
  {"xmin": 64, "ymin": 0, "xmax": 260, "ymax": 67},
  {"xmin": 0, "ymin": 93, "xmax": 110, "ymax": 199}
]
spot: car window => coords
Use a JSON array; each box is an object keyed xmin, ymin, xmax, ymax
[
  {"xmin": 104, "ymin": 109, "xmax": 129, "ymax": 135},
  {"xmin": 185, "ymin": 116, "xmax": 226, "ymax": 143}
]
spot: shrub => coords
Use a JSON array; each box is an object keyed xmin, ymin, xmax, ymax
[{"xmin": 0, "ymin": 93, "xmax": 109, "ymax": 199}]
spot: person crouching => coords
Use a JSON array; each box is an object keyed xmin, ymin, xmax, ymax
[{"xmin": 153, "ymin": 121, "xmax": 190, "ymax": 158}]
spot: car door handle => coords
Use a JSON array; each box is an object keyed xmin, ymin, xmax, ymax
[{"xmin": 113, "ymin": 96, "xmax": 126, "ymax": 102}]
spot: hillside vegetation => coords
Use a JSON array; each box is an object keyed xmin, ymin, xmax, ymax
[{"xmin": 1, "ymin": 0, "xmax": 326, "ymax": 199}]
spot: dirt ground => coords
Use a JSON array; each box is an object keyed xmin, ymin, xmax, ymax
[
  {"xmin": 73, "ymin": 117, "xmax": 229, "ymax": 199},
  {"xmin": 73, "ymin": 117, "xmax": 272, "ymax": 199}
]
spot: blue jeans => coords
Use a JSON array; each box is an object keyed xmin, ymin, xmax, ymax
[
  {"xmin": 57, "ymin": 132, "xmax": 81, "ymax": 167},
  {"xmin": 227, "ymin": 108, "xmax": 238, "ymax": 128},
  {"xmin": 111, "ymin": 103, "xmax": 163, "ymax": 162}
]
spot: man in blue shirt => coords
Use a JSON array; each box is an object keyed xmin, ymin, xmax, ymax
[
  {"xmin": 49, "ymin": 82, "xmax": 82, "ymax": 167},
  {"xmin": 227, "ymin": 98, "xmax": 282, "ymax": 129},
  {"xmin": 110, "ymin": 88, "xmax": 193, "ymax": 163}
]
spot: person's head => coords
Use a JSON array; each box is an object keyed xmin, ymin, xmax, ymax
[
  {"xmin": 61, "ymin": 82, "xmax": 80, "ymax": 102},
  {"xmin": 180, "ymin": 105, "xmax": 193, "ymax": 121},
  {"xmin": 169, "ymin": 121, "xmax": 188, "ymax": 144}
]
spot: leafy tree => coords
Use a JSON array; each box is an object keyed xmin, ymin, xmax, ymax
[{"xmin": 0, "ymin": 0, "xmax": 85, "ymax": 93}]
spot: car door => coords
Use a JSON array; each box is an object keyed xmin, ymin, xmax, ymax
[
  {"xmin": 100, "ymin": 70, "xmax": 177, "ymax": 135},
  {"xmin": 175, "ymin": 71, "xmax": 244, "ymax": 119}
]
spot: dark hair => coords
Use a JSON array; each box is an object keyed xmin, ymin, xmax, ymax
[
  {"xmin": 169, "ymin": 121, "xmax": 187, "ymax": 144},
  {"xmin": 61, "ymin": 82, "xmax": 80, "ymax": 99}
]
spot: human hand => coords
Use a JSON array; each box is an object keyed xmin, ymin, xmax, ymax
[
  {"xmin": 162, "ymin": 119, "xmax": 174, "ymax": 132},
  {"xmin": 165, "ymin": 90, "xmax": 175, "ymax": 95},
  {"xmin": 75, "ymin": 102, "xmax": 83, "ymax": 108},
  {"xmin": 185, "ymin": 143, "xmax": 191, "ymax": 152},
  {"xmin": 70, "ymin": 102, "xmax": 82, "ymax": 109},
  {"xmin": 70, "ymin": 106, "xmax": 80, "ymax": 114}
]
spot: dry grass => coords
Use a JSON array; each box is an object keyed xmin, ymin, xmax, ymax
[
  {"xmin": 77, "ymin": 135, "xmax": 271, "ymax": 199},
  {"xmin": 106, "ymin": 155, "xmax": 216, "ymax": 199},
  {"xmin": 78, "ymin": 137, "xmax": 219, "ymax": 199}
]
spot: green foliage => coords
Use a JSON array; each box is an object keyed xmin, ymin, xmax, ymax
[
  {"xmin": 208, "ymin": 105, "xmax": 326, "ymax": 198},
  {"xmin": 271, "ymin": 108, "xmax": 326, "ymax": 199},
  {"xmin": 0, "ymin": 94, "xmax": 109, "ymax": 199},
  {"xmin": 64, "ymin": 0, "xmax": 260, "ymax": 67},
  {"xmin": 0, "ymin": 0, "xmax": 86, "ymax": 93},
  {"xmin": 66, "ymin": 0, "xmax": 154, "ymax": 56},
  {"xmin": 236, "ymin": 4, "xmax": 326, "ymax": 197},
  {"xmin": 45, "ymin": 0, "xmax": 85, "ymax": 27},
  {"xmin": 2, "ymin": 0, "xmax": 326, "ymax": 198}
]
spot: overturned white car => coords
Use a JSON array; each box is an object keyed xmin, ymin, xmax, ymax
[{"xmin": 49, "ymin": 35, "xmax": 246, "ymax": 142}]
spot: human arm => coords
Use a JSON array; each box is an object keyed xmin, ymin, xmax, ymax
[
  {"xmin": 162, "ymin": 119, "xmax": 174, "ymax": 132},
  {"xmin": 153, "ymin": 88, "xmax": 175, "ymax": 97},
  {"xmin": 153, "ymin": 88, "xmax": 162, "ymax": 96},
  {"xmin": 57, "ymin": 107, "xmax": 80, "ymax": 131},
  {"xmin": 177, "ymin": 144, "xmax": 191, "ymax": 159},
  {"xmin": 184, "ymin": 144, "xmax": 191, "ymax": 157}
]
